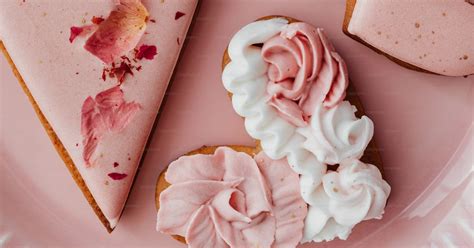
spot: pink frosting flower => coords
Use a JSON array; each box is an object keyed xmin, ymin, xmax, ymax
[
  {"xmin": 157, "ymin": 147, "xmax": 307, "ymax": 248},
  {"xmin": 81, "ymin": 86, "xmax": 141, "ymax": 167},
  {"xmin": 262, "ymin": 22, "xmax": 349, "ymax": 127}
]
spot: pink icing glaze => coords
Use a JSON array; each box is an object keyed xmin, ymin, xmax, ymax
[
  {"xmin": 84, "ymin": 0, "xmax": 148, "ymax": 64},
  {"xmin": 0, "ymin": 0, "xmax": 198, "ymax": 228},
  {"xmin": 156, "ymin": 147, "xmax": 307, "ymax": 247},
  {"xmin": 81, "ymin": 86, "xmax": 140, "ymax": 167},
  {"xmin": 69, "ymin": 25, "xmax": 97, "ymax": 43},
  {"xmin": 348, "ymin": 0, "xmax": 474, "ymax": 76},
  {"xmin": 262, "ymin": 22, "xmax": 348, "ymax": 127}
]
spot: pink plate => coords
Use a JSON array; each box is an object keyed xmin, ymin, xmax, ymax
[{"xmin": 0, "ymin": 0, "xmax": 472, "ymax": 247}]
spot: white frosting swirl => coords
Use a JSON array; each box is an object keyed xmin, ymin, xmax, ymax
[
  {"xmin": 222, "ymin": 18, "xmax": 390, "ymax": 243},
  {"xmin": 298, "ymin": 101, "xmax": 374, "ymax": 165},
  {"xmin": 303, "ymin": 159, "xmax": 391, "ymax": 242}
]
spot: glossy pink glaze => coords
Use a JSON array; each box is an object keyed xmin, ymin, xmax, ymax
[
  {"xmin": 0, "ymin": 0, "xmax": 472, "ymax": 247},
  {"xmin": 348, "ymin": 0, "xmax": 474, "ymax": 76},
  {"xmin": 263, "ymin": 23, "xmax": 348, "ymax": 127},
  {"xmin": 0, "ymin": 0, "xmax": 198, "ymax": 227},
  {"xmin": 157, "ymin": 147, "xmax": 306, "ymax": 248}
]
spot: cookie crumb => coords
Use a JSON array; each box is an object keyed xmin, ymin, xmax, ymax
[{"xmin": 463, "ymin": 55, "xmax": 469, "ymax": 60}]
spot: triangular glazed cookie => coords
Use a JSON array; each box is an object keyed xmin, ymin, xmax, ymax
[{"xmin": 0, "ymin": 0, "xmax": 198, "ymax": 232}]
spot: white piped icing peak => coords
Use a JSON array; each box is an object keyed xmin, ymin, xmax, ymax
[
  {"xmin": 299, "ymin": 101, "xmax": 374, "ymax": 165},
  {"xmin": 222, "ymin": 18, "xmax": 391, "ymax": 243},
  {"xmin": 303, "ymin": 159, "xmax": 391, "ymax": 242}
]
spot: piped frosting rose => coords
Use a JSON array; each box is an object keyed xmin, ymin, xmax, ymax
[
  {"xmin": 303, "ymin": 159, "xmax": 391, "ymax": 242},
  {"xmin": 156, "ymin": 147, "xmax": 307, "ymax": 248},
  {"xmin": 262, "ymin": 22, "xmax": 349, "ymax": 127}
]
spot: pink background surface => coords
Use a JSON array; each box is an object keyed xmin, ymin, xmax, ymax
[{"xmin": 1, "ymin": 0, "xmax": 472, "ymax": 247}]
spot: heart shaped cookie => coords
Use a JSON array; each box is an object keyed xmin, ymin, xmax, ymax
[{"xmin": 221, "ymin": 16, "xmax": 391, "ymax": 242}]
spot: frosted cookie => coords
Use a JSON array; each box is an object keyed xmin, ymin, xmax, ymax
[
  {"xmin": 155, "ymin": 146, "xmax": 307, "ymax": 247},
  {"xmin": 222, "ymin": 16, "xmax": 391, "ymax": 242},
  {"xmin": 0, "ymin": 0, "xmax": 198, "ymax": 232},
  {"xmin": 343, "ymin": 0, "xmax": 474, "ymax": 76}
]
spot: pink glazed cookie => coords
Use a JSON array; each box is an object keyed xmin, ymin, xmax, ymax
[
  {"xmin": 343, "ymin": 0, "xmax": 474, "ymax": 76},
  {"xmin": 0, "ymin": 0, "xmax": 198, "ymax": 232}
]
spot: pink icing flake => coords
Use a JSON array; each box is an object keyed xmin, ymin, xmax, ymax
[
  {"xmin": 174, "ymin": 11, "xmax": 185, "ymax": 20},
  {"xmin": 69, "ymin": 25, "xmax": 96, "ymax": 43},
  {"xmin": 135, "ymin": 44, "xmax": 157, "ymax": 60},
  {"xmin": 81, "ymin": 86, "xmax": 141, "ymax": 167},
  {"xmin": 108, "ymin": 172, "xmax": 127, "ymax": 180},
  {"xmin": 112, "ymin": 61, "xmax": 134, "ymax": 83},
  {"xmin": 84, "ymin": 0, "xmax": 149, "ymax": 64},
  {"xmin": 91, "ymin": 16, "xmax": 105, "ymax": 25}
]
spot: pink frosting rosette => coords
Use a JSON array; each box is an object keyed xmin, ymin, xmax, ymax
[
  {"xmin": 156, "ymin": 147, "xmax": 307, "ymax": 248},
  {"xmin": 262, "ymin": 22, "xmax": 349, "ymax": 127}
]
